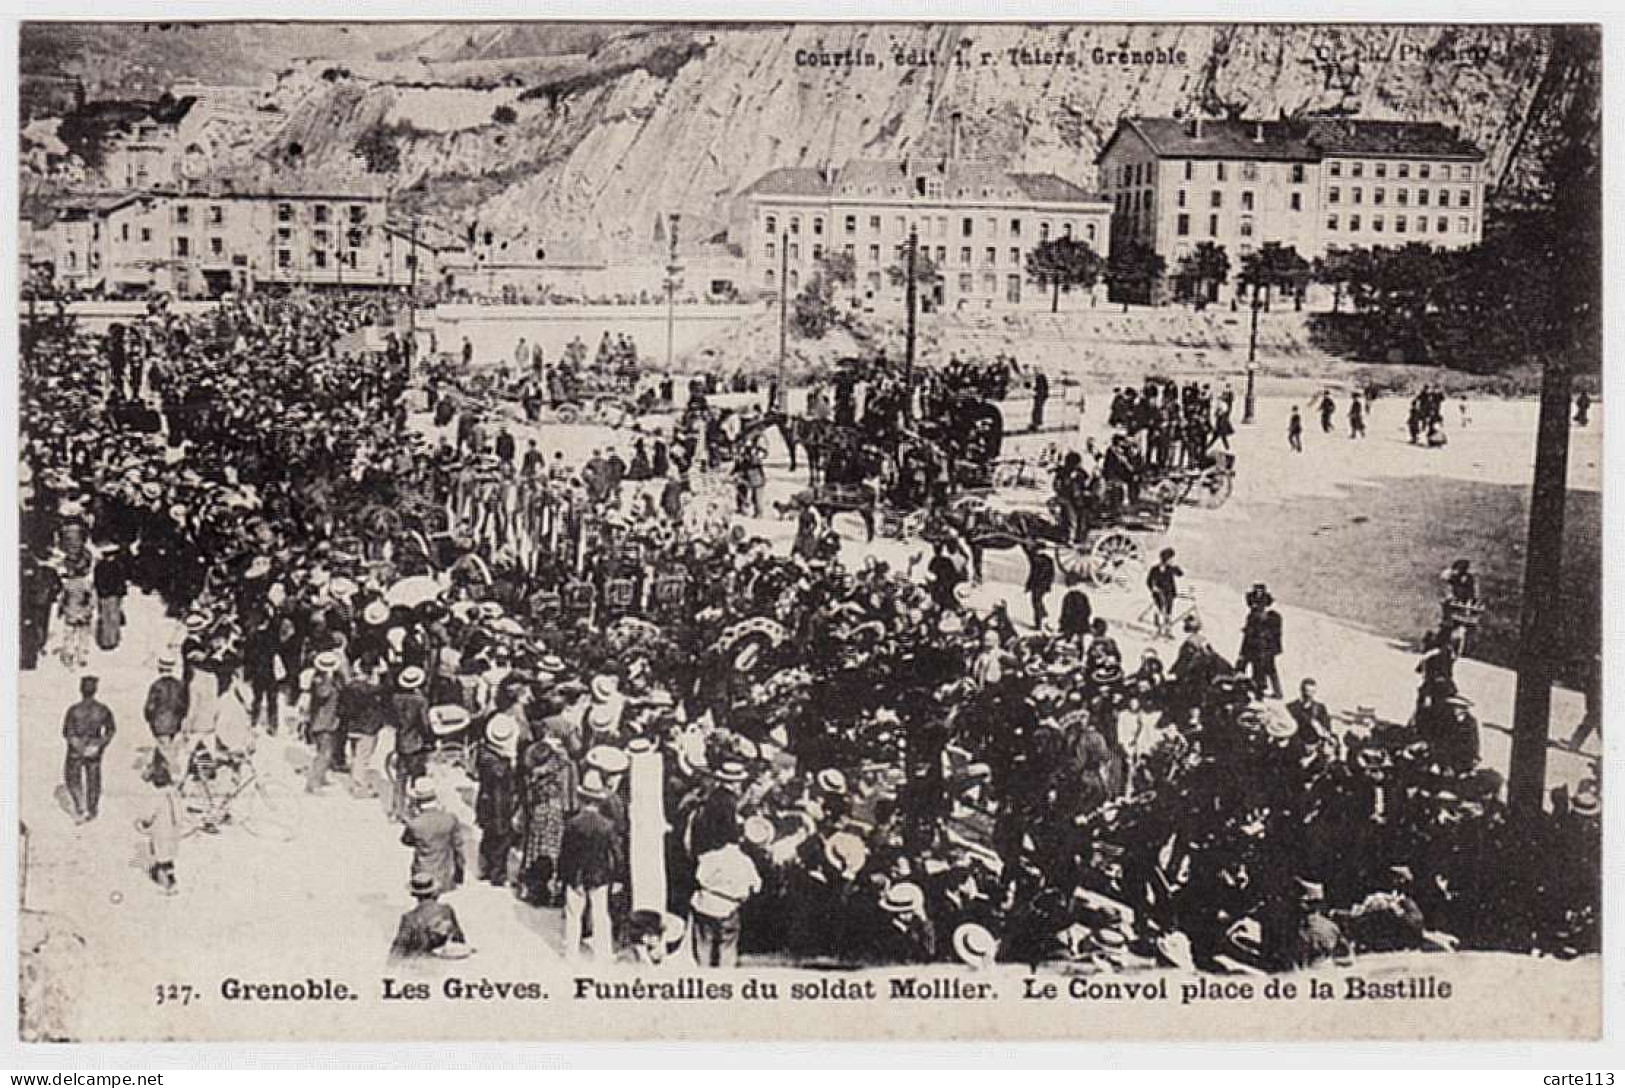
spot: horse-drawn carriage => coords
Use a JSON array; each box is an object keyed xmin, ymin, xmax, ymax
[{"xmin": 932, "ymin": 475, "xmax": 1177, "ymax": 590}]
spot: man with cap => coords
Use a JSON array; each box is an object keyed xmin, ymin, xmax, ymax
[
  {"xmin": 389, "ymin": 872, "xmax": 468, "ymax": 963},
  {"xmin": 401, "ymin": 777, "xmax": 468, "ymax": 895},
  {"xmin": 306, "ymin": 650, "xmax": 344, "ymax": 793},
  {"xmin": 62, "ymin": 675, "xmax": 117, "ymax": 823},
  {"xmin": 144, "ymin": 654, "xmax": 190, "ymax": 778},
  {"xmin": 558, "ymin": 772, "xmax": 621, "ymax": 961},
  {"xmin": 389, "ymin": 665, "xmax": 432, "ymax": 820},
  {"xmin": 688, "ymin": 761, "xmax": 748, "ymax": 859},
  {"xmin": 869, "ymin": 881, "xmax": 937, "ymax": 965},
  {"xmin": 689, "ymin": 826, "xmax": 762, "ymax": 968},
  {"xmin": 1145, "ymin": 548, "xmax": 1183, "ymax": 639},
  {"xmin": 1239, "ymin": 584, "xmax": 1284, "ymax": 699},
  {"xmin": 475, "ymin": 714, "xmax": 520, "ymax": 887}
]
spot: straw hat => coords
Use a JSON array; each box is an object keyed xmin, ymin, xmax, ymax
[
  {"xmin": 712, "ymin": 760, "xmax": 749, "ymax": 785},
  {"xmin": 742, "ymin": 815, "xmax": 775, "ymax": 848},
  {"xmin": 591, "ymin": 674, "xmax": 620, "ymax": 703},
  {"xmin": 952, "ymin": 923, "xmax": 998, "ymax": 969},
  {"xmin": 880, "ymin": 882, "xmax": 925, "ymax": 915},
  {"xmin": 314, "ymin": 650, "xmax": 341, "ymax": 673},
  {"xmin": 586, "ymin": 746, "xmax": 631, "ymax": 776},
  {"xmin": 578, "ymin": 770, "xmax": 610, "ymax": 801},
  {"xmin": 409, "ymin": 777, "xmax": 438, "ymax": 803},
  {"xmin": 816, "ymin": 768, "xmax": 848, "ymax": 796},
  {"xmin": 362, "ymin": 600, "xmax": 390, "ymax": 626},
  {"xmin": 409, "ymin": 873, "xmax": 438, "ymax": 897}
]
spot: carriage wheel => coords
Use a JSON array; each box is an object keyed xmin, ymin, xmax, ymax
[
  {"xmin": 1088, "ymin": 530, "xmax": 1144, "ymax": 589},
  {"xmin": 1193, "ymin": 467, "xmax": 1233, "ymax": 509},
  {"xmin": 555, "ymin": 404, "xmax": 580, "ymax": 425}
]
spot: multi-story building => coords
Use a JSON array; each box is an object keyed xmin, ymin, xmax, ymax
[
  {"xmin": 26, "ymin": 183, "xmax": 425, "ymax": 297},
  {"xmin": 740, "ymin": 143, "xmax": 1112, "ymax": 312},
  {"xmin": 1097, "ymin": 116, "xmax": 1487, "ymax": 290}
]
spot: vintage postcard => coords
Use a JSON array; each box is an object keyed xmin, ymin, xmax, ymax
[{"xmin": 13, "ymin": 19, "xmax": 1602, "ymax": 1044}]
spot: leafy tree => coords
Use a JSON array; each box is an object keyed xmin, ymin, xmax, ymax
[
  {"xmin": 1239, "ymin": 242, "xmax": 1311, "ymax": 310},
  {"xmin": 791, "ymin": 273, "xmax": 840, "ymax": 339},
  {"xmin": 1025, "ymin": 237, "xmax": 1104, "ymax": 312},
  {"xmin": 492, "ymin": 104, "xmax": 517, "ymax": 125},
  {"xmin": 1311, "ymin": 246, "xmax": 1360, "ymax": 313},
  {"xmin": 817, "ymin": 250, "xmax": 856, "ymax": 287},
  {"xmin": 1175, "ymin": 241, "xmax": 1230, "ymax": 306},
  {"xmin": 1106, "ymin": 241, "xmax": 1167, "ymax": 310},
  {"xmin": 885, "ymin": 245, "xmax": 942, "ymax": 292}
]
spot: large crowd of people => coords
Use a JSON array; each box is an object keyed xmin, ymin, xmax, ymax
[{"xmin": 19, "ymin": 293, "xmax": 1601, "ymax": 975}]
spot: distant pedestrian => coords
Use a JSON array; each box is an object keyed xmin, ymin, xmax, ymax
[
  {"xmin": 1574, "ymin": 391, "xmax": 1591, "ymax": 427},
  {"xmin": 1288, "ymin": 407, "xmax": 1304, "ymax": 453},
  {"xmin": 1318, "ymin": 391, "xmax": 1336, "ymax": 433},
  {"xmin": 1348, "ymin": 397, "xmax": 1366, "ymax": 439}
]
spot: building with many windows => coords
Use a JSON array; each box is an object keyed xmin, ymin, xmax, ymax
[
  {"xmin": 25, "ymin": 182, "xmax": 434, "ymax": 297},
  {"xmin": 1097, "ymin": 116, "xmax": 1487, "ymax": 289},
  {"xmin": 739, "ymin": 149, "xmax": 1112, "ymax": 312}
]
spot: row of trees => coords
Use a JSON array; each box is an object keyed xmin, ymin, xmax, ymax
[{"xmin": 786, "ymin": 226, "xmax": 1568, "ymax": 374}]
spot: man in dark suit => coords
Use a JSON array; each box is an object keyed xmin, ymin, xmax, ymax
[
  {"xmin": 143, "ymin": 654, "xmax": 189, "ymax": 776},
  {"xmin": 401, "ymin": 778, "xmax": 467, "ymax": 894},
  {"xmin": 559, "ymin": 775, "xmax": 620, "ymax": 961},
  {"xmin": 389, "ymin": 873, "xmax": 468, "ymax": 962},
  {"xmin": 1024, "ymin": 541, "xmax": 1056, "ymax": 631},
  {"xmin": 62, "ymin": 675, "xmax": 116, "ymax": 823},
  {"xmin": 1239, "ymin": 584, "xmax": 1284, "ymax": 699},
  {"xmin": 1286, "ymin": 678, "xmax": 1334, "ymax": 746}
]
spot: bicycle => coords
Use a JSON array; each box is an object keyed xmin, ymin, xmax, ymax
[
  {"xmin": 178, "ymin": 744, "xmax": 295, "ymax": 842},
  {"xmin": 1137, "ymin": 586, "xmax": 1200, "ymax": 640}
]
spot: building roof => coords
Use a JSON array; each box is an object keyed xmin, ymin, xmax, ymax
[
  {"xmin": 741, "ymin": 167, "xmax": 831, "ymax": 198},
  {"xmin": 1102, "ymin": 116, "xmax": 1486, "ymax": 164},
  {"xmin": 1301, "ymin": 119, "xmax": 1484, "ymax": 161},
  {"xmin": 1108, "ymin": 117, "xmax": 1320, "ymax": 163},
  {"xmin": 1009, "ymin": 172, "xmax": 1108, "ymax": 204},
  {"xmin": 745, "ymin": 160, "xmax": 1104, "ymax": 207}
]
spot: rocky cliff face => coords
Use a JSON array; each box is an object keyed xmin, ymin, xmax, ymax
[{"xmin": 26, "ymin": 23, "xmax": 1573, "ymax": 245}]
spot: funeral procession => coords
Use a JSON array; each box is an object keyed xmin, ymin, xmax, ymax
[{"xmin": 14, "ymin": 20, "xmax": 1603, "ymax": 1043}]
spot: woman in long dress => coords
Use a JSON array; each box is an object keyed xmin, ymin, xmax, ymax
[{"xmin": 516, "ymin": 736, "xmax": 576, "ymax": 906}]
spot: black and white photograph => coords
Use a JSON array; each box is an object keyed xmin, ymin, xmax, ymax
[{"xmin": 11, "ymin": 19, "xmax": 1604, "ymax": 1044}]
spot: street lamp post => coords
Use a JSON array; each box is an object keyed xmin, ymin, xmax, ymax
[
  {"xmin": 665, "ymin": 212, "xmax": 681, "ymax": 374},
  {"xmin": 1243, "ymin": 282, "xmax": 1262, "ymax": 424},
  {"xmin": 904, "ymin": 224, "xmax": 918, "ymax": 421},
  {"xmin": 777, "ymin": 229, "xmax": 789, "ymax": 394}
]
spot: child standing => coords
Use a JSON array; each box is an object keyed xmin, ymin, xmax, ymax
[{"xmin": 137, "ymin": 757, "xmax": 181, "ymax": 895}]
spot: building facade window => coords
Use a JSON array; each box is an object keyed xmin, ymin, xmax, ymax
[
  {"xmin": 1184, "ymin": 160, "xmax": 1193, "ymax": 181},
  {"xmin": 1176, "ymin": 214, "xmax": 1191, "ymax": 237},
  {"xmin": 868, "ymin": 244, "xmax": 880, "ymax": 263},
  {"xmin": 813, "ymin": 217, "xmax": 824, "ymax": 235},
  {"xmin": 1373, "ymin": 217, "xmax": 1384, "ymax": 232},
  {"xmin": 1292, "ymin": 163, "xmax": 1306, "ymax": 184},
  {"xmin": 1327, "ymin": 215, "xmax": 1339, "ymax": 231},
  {"xmin": 1290, "ymin": 192, "xmax": 1303, "ymax": 211},
  {"xmin": 766, "ymin": 242, "xmax": 775, "ymax": 261},
  {"xmin": 961, "ymin": 217, "xmax": 974, "ymax": 237},
  {"xmin": 1242, "ymin": 162, "xmax": 1258, "ymax": 181},
  {"xmin": 790, "ymin": 216, "xmax": 800, "ymax": 235},
  {"xmin": 1459, "ymin": 217, "xmax": 1471, "ymax": 234},
  {"xmin": 1374, "ymin": 188, "xmax": 1385, "ymax": 205},
  {"xmin": 1241, "ymin": 191, "xmax": 1255, "ymax": 211},
  {"xmin": 1208, "ymin": 214, "xmax": 1219, "ymax": 237},
  {"xmin": 1353, "ymin": 187, "xmax": 1363, "ymax": 204},
  {"xmin": 1350, "ymin": 215, "xmax": 1361, "ymax": 231},
  {"xmin": 958, "ymin": 273, "xmax": 973, "ymax": 294},
  {"xmin": 765, "ymin": 214, "xmax": 776, "ymax": 234},
  {"xmin": 1460, "ymin": 166, "xmax": 1472, "ymax": 180},
  {"xmin": 1459, "ymin": 189, "xmax": 1471, "ymax": 207},
  {"xmin": 959, "ymin": 246, "xmax": 972, "ymax": 265},
  {"xmin": 845, "ymin": 215, "xmax": 856, "ymax": 234},
  {"xmin": 1352, "ymin": 162, "xmax": 1364, "ymax": 178},
  {"xmin": 1419, "ymin": 164, "xmax": 1431, "ymax": 179},
  {"xmin": 1010, "ymin": 218, "xmax": 1022, "ymax": 236},
  {"xmin": 985, "ymin": 247, "xmax": 996, "ymax": 266},
  {"xmin": 1396, "ymin": 216, "xmax": 1407, "ymax": 233},
  {"xmin": 1437, "ymin": 216, "xmax": 1448, "ymax": 232},
  {"xmin": 1398, "ymin": 163, "xmax": 1410, "ymax": 179},
  {"xmin": 1216, "ymin": 163, "xmax": 1227, "ymax": 182},
  {"xmin": 1418, "ymin": 189, "xmax": 1430, "ymax": 206},
  {"xmin": 1006, "ymin": 274, "xmax": 1021, "ymax": 303},
  {"xmin": 1210, "ymin": 190, "xmax": 1222, "ymax": 208},
  {"xmin": 1329, "ymin": 162, "xmax": 1342, "ymax": 177}
]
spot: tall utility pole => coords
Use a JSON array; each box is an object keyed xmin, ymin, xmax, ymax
[
  {"xmin": 777, "ymin": 229, "xmax": 789, "ymax": 389},
  {"xmin": 904, "ymin": 224, "xmax": 918, "ymax": 421},
  {"xmin": 1244, "ymin": 281, "xmax": 1262, "ymax": 424},
  {"xmin": 1508, "ymin": 26, "xmax": 1599, "ymax": 817},
  {"xmin": 665, "ymin": 212, "xmax": 682, "ymax": 374}
]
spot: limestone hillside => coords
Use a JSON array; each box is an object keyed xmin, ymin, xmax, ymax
[{"xmin": 22, "ymin": 23, "xmax": 1587, "ymax": 248}]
